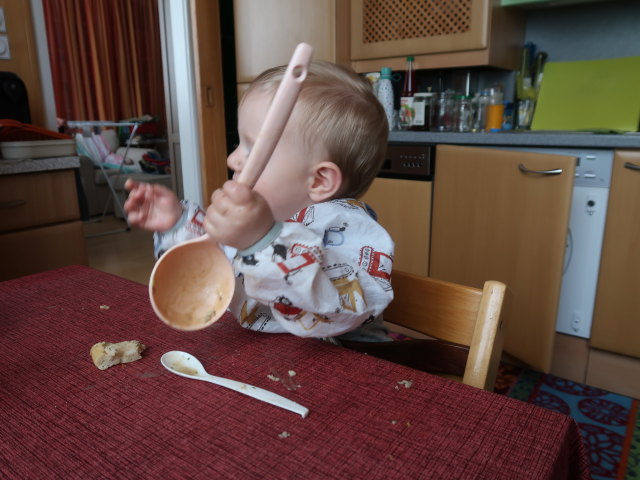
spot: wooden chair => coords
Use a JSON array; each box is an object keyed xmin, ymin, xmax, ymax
[{"xmin": 342, "ymin": 270, "xmax": 507, "ymax": 390}]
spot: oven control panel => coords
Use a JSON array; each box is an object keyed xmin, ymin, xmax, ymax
[{"xmin": 379, "ymin": 142, "xmax": 434, "ymax": 180}]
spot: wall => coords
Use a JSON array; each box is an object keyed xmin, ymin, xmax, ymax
[
  {"xmin": 477, "ymin": 0, "xmax": 640, "ymax": 103},
  {"xmin": 524, "ymin": 0, "xmax": 640, "ymax": 61},
  {"xmin": 0, "ymin": 0, "xmax": 45, "ymax": 127}
]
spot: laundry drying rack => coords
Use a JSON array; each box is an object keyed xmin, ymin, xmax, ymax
[{"xmin": 67, "ymin": 120, "xmax": 141, "ymax": 236}]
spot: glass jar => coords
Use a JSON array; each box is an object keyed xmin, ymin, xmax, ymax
[
  {"xmin": 431, "ymin": 91, "xmax": 454, "ymax": 132},
  {"xmin": 455, "ymin": 95, "xmax": 473, "ymax": 132},
  {"xmin": 410, "ymin": 92, "xmax": 434, "ymax": 131},
  {"xmin": 485, "ymin": 85, "xmax": 504, "ymax": 132},
  {"xmin": 472, "ymin": 91, "xmax": 489, "ymax": 133}
]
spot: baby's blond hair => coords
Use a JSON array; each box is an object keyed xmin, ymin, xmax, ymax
[{"xmin": 244, "ymin": 61, "xmax": 388, "ymax": 199}]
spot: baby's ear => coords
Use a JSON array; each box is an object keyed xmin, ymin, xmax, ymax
[{"xmin": 308, "ymin": 161, "xmax": 342, "ymax": 202}]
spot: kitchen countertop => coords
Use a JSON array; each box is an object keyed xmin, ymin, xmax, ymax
[
  {"xmin": 0, "ymin": 156, "xmax": 80, "ymax": 176},
  {"xmin": 389, "ymin": 131, "xmax": 640, "ymax": 149}
]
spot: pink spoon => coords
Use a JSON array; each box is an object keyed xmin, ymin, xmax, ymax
[{"xmin": 149, "ymin": 43, "xmax": 314, "ymax": 331}]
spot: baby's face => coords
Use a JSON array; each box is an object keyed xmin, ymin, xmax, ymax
[{"xmin": 228, "ymin": 89, "xmax": 323, "ymax": 221}]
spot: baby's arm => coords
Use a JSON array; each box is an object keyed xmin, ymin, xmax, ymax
[
  {"xmin": 124, "ymin": 179, "xmax": 183, "ymax": 232},
  {"xmin": 124, "ymin": 179, "xmax": 207, "ymax": 258},
  {"xmin": 234, "ymin": 201, "xmax": 394, "ymax": 338}
]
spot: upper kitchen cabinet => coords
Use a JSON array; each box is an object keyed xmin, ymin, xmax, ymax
[
  {"xmin": 233, "ymin": 0, "xmax": 350, "ymax": 92},
  {"xmin": 350, "ymin": 0, "xmax": 525, "ymax": 73}
]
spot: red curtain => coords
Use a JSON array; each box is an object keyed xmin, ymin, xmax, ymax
[{"xmin": 42, "ymin": 0, "xmax": 166, "ymax": 127}]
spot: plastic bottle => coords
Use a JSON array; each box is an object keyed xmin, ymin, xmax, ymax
[
  {"xmin": 377, "ymin": 67, "xmax": 395, "ymax": 131},
  {"xmin": 399, "ymin": 57, "xmax": 416, "ymax": 129}
]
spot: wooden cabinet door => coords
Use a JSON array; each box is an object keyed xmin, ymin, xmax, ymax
[
  {"xmin": 591, "ymin": 150, "xmax": 640, "ymax": 358},
  {"xmin": 0, "ymin": 221, "xmax": 88, "ymax": 282},
  {"xmin": 361, "ymin": 178, "xmax": 431, "ymax": 276},
  {"xmin": 430, "ymin": 145, "xmax": 575, "ymax": 372},
  {"xmin": 233, "ymin": 0, "xmax": 350, "ymax": 85},
  {"xmin": 351, "ymin": 0, "xmax": 489, "ymax": 60}
]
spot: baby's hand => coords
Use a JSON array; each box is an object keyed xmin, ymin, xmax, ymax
[
  {"xmin": 124, "ymin": 179, "xmax": 183, "ymax": 232},
  {"xmin": 205, "ymin": 180, "xmax": 275, "ymax": 250}
]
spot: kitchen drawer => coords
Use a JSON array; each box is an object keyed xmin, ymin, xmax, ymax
[
  {"xmin": 0, "ymin": 221, "xmax": 88, "ymax": 281},
  {"xmin": 0, "ymin": 170, "xmax": 80, "ymax": 233}
]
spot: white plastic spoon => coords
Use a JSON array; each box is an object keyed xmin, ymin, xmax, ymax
[
  {"xmin": 160, "ymin": 351, "xmax": 309, "ymax": 418},
  {"xmin": 149, "ymin": 43, "xmax": 314, "ymax": 331}
]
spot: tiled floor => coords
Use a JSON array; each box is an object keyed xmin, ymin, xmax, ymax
[{"xmin": 84, "ymin": 215, "xmax": 156, "ymax": 285}]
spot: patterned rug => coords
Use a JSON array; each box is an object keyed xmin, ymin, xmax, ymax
[{"xmin": 495, "ymin": 364, "xmax": 640, "ymax": 479}]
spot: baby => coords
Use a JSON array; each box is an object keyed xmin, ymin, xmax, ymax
[{"xmin": 124, "ymin": 60, "xmax": 394, "ymax": 342}]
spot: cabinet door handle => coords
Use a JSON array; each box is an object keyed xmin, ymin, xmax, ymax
[
  {"xmin": 624, "ymin": 161, "xmax": 640, "ymax": 171},
  {"xmin": 0, "ymin": 199, "xmax": 26, "ymax": 208},
  {"xmin": 518, "ymin": 163, "xmax": 563, "ymax": 175}
]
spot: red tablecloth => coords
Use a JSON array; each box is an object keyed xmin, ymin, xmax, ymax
[{"xmin": 0, "ymin": 266, "xmax": 590, "ymax": 479}]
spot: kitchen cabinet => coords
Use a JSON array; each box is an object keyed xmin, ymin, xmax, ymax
[
  {"xmin": 590, "ymin": 150, "xmax": 640, "ymax": 359},
  {"xmin": 350, "ymin": 0, "xmax": 525, "ymax": 73},
  {"xmin": 361, "ymin": 177, "xmax": 431, "ymax": 276},
  {"xmin": 0, "ymin": 168, "xmax": 88, "ymax": 281},
  {"xmin": 233, "ymin": 0, "xmax": 350, "ymax": 95},
  {"xmin": 429, "ymin": 145, "xmax": 575, "ymax": 372}
]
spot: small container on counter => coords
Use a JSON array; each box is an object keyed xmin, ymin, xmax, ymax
[
  {"xmin": 399, "ymin": 56, "xmax": 416, "ymax": 130},
  {"xmin": 485, "ymin": 85, "xmax": 504, "ymax": 132},
  {"xmin": 431, "ymin": 90, "xmax": 454, "ymax": 132},
  {"xmin": 454, "ymin": 95, "xmax": 473, "ymax": 132},
  {"xmin": 377, "ymin": 67, "xmax": 395, "ymax": 131},
  {"xmin": 502, "ymin": 102, "xmax": 514, "ymax": 131},
  {"xmin": 410, "ymin": 91, "xmax": 434, "ymax": 131},
  {"xmin": 399, "ymin": 96, "xmax": 414, "ymax": 130},
  {"xmin": 472, "ymin": 91, "xmax": 489, "ymax": 133}
]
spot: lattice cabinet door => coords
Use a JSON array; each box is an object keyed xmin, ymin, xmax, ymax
[{"xmin": 351, "ymin": 0, "xmax": 489, "ymax": 60}]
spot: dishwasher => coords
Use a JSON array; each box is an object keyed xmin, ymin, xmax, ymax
[{"xmin": 506, "ymin": 147, "xmax": 613, "ymax": 338}]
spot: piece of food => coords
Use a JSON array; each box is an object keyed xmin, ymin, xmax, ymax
[{"xmin": 90, "ymin": 340, "xmax": 146, "ymax": 370}]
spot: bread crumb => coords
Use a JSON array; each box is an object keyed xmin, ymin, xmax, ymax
[
  {"xmin": 90, "ymin": 340, "xmax": 146, "ymax": 370},
  {"xmin": 278, "ymin": 431, "xmax": 291, "ymax": 439},
  {"xmin": 288, "ymin": 370, "xmax": 296, "ymax": 377},
  {"xmin": 267, "ymin": 374, "xmax": 280, "ymax": 382},
  {"xmin": 99, "ymin": 305, "xmax": 110, "ymax": 310},
  {"xmin": 397, "ymin": 380, "xmax": 413, "ymax": 389}
]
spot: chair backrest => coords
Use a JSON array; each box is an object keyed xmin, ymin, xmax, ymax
[{"xmin": 384, "ymin": 270, "xmax": 507, "ymax": 390}]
